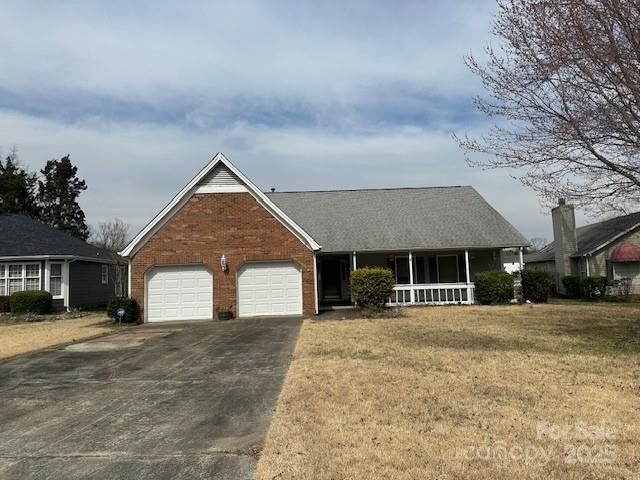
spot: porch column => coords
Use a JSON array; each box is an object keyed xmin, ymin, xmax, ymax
[
  {"xmin": 519, "ymin": 247, "xmax": 524, "ymax": 272},
  {"xmin": 408, "ymin": 251, "xmax": 415, "ymax": 303},
  {"xmin": 585, "ymin": 255, "xmax": 590, "ymax": 277},
  {"xmin": 351, "ymin": 252, "xmax": 358, "ymax": 306},
  {"xmin": 313, "ymin": 253, "xmax": 319, "ymax": 315},
  {"xmin": 464, "ymin": 249, "xmax": 471, "ymax": 304}
]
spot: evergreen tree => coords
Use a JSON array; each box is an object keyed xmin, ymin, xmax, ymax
[
  {"xmin": 0, "ymin": 148, "xmax": 40, "ymax": 218},
  {"xmin": 38, "ymin": 155, "xmax": 89, "ymax": 240}
]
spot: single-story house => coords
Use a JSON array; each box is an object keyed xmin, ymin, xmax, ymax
[
  {"xmin": 121, "ymin": 153, "xmax": 528, "ymax": 322},
  {"xmin": 526, "ymin": 199, "xmax": 640, "ymax": 294},
  {"xmin": 0, "ymin": 213, "xmax": 123, "ymax": 310}
]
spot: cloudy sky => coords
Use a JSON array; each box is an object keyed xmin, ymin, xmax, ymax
[{"xmin": 1, "ymin": 0, "xmax": 584, "ymax": 242}]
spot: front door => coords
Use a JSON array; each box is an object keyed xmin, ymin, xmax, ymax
[{"xmin": 321, "ymin": 259, "xmax": 341, "ymax": 300}]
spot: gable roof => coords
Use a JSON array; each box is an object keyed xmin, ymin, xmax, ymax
[
  {"xmin": 526, "ymin": 211, "xmax": 640, "ymax": 263},
  {"xmin": 120, "ymin": 153, "xmax": 321, "ymax": 257},
  {"xmin": 268, "ymin": 186, "xmax": 528, "ymax": 253},
  {"xmin": 0, "ymin": 213, "xmax": 111, "ymax": 261}
]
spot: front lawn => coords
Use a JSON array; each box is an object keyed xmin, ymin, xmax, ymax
[
  {"xmin": 256, "ymin": 304, "xmax": 639, "ymax": 479},
  {"xmin": 0, "ymin": 313, "xmax": 116, "ymax": 359}
]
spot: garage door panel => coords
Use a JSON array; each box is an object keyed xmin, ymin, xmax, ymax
[
  {"xmin": 147, "ymin": 266, "xmax": 212, "ymax": 322},
  {"xmin": 238, "ymin": 262, "xmax": 302, "ymax": 317}
]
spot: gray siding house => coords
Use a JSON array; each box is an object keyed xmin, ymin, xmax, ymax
[
  {"xmin": 0, "ymin": 214, "xmax": 123, "ymax": 310},
  {"xmin": 526, "ymin": 200, "xmax": 640, "ymax": 294}
]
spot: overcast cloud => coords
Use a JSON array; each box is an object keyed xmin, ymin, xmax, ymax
[{"xmin": 0, "ymin": 0, "xmax": 584, "ymax": 241}]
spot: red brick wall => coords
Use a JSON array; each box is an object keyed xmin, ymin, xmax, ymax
[{"xmin": 130, "ymin": 192, "xmax": 316, "ymax": 320}]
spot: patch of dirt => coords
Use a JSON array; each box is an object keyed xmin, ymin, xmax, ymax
[{"xmin": 315, "ymin": 307, "xmax": 405, "ymax": 321}]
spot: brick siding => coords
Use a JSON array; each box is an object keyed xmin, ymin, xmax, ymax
[{"xmin": 130, "ymin": 193, "xmax": 316, "ymax": 320}]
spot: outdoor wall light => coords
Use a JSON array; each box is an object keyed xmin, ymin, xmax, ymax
[{"xmin": 220, "ymin": 255, "xmax": 228, "ymax": 272}]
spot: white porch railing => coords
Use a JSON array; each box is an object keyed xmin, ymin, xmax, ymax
[{"xmin": 388, "ymin": 283, "xmax": 475, "ymax": 306}]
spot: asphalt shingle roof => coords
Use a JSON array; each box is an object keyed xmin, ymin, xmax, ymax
[
  {"xmin": 526, "ymin": 211, "xmax": 640, "ymax": 263},
  {"xmin": 0, "ymin": 213, "xmax": 110, "ymax": 260},
  {"xmin": 268, "ymin": 186, "xmax": 528, "ymax": 253}
]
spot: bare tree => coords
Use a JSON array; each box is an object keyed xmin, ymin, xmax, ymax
[
  {"xmin": 528, "ymin": 237, "xmax": 548, "ymax": 252},
  {"xmin": 456, "ymin": 0, "xmax": 640, "ymax": 214},
  {"xmin": 93, "ymin": 218, "xmax": 129, "ymax": 252},
  {"xmin": 92, "ymin": 218, "xmax": 129, "ymax": 296}
]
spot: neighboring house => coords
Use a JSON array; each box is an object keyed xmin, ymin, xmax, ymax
[
  {"xmin": 0, "ymin": 213, "xmax": 121, "ymax": 310},
  {"xmin": 121, "ymin": 153, "xmax": 528, "ymax": 322},
  {"xmin": 526, "ymin": 199, "xmax": 640, "ymax": 294}
]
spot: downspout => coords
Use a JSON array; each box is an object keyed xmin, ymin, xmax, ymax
[
  {"xmin": 64, "ymin": 258, "xmax": 77, "ymax": 312},
  {"xmin": 127, "ymin": 258, "xmax": 132, "ymax": 297},
  {"xmin": 313, "ymin": 253, "xmax": 319, "ymax": 315}
]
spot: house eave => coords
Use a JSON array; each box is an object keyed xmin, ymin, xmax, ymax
[{"xmin": 579, "ymin": 221, "xmax": 640, "ymax": 257}]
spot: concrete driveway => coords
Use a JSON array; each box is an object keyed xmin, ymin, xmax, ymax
[{"xmin": 0, "ymin": 317, "xmax": 301, "ymax": 480}]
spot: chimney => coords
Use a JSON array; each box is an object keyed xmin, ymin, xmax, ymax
[{"xmin": 551, "ymin": 198, "xmax": 577, "ymax": 293}]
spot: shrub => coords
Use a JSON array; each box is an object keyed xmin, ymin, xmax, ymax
[
  {"xmin": 583, "ymin": 276, "xmax": 608, "ymax": 300},
  {"xmin": 521, "ymin": 269, "xmax": 554, "ymax": 303},
  {"xmin": 474, "ymin": 271, "xmax": 514, "ymax": 305},
  {"xmin": 350, "ymin": 267, "xmax": 395, "ymax": 309},
  {"xmin": 561, "ymin": 275, "xmax": 583, "ymax": 298},
  {"xmin": 107, "ymin": 297, "xmax": 140, "ymax": 323},
  {"xmin": 0, "ymin": 296, "xmax": 9, "ymax": 313},
  {"xmin": 10, "ymin": 290, "xmax": 52, "ymax": 314}
]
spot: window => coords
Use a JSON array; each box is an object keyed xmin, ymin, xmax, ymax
[
  {"xmin": 25, "ymin": 264, "xmax": 40, "ymax": 291},
  {"xmin": 50, "ymin": 263, "xmax": 63, "ymax": 297},
  {"xmin": 387, "ymin": 257, "xmax": 410, "ymax": 284},
  {"xmin": 101, "ymin": 265, "xmax": 109, "ymax": 284},
  {"xmin": 384, "ymin": 254, "xmax": 468, "ymax": 285},
  {"xmin": 437, "ymin": 256, "xmax": 459, "ymax": 283},
  {"xmin": 1, "ymin": 263, "xmax": 41, "ymax": 295},
  {"xmin": 8, "ymin": 265, "xmax": 23, "ymax": 295}
]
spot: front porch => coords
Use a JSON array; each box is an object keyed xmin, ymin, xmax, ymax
[{"xmin": 317, "ymin": 249, "xmax": 520, "ymax": 308}]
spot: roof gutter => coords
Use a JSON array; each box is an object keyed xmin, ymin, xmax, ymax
[
  {"xmin": 0, "ymin": 255, "xmax": 115, "ymax": 264},
  {"xmin": 315, "ymin": 245, "xmax": 530, "ymax": 255}
]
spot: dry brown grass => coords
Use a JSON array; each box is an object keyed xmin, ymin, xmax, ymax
[
  {"xmin": 256, "ymin": 304, "xmax": 640, "ymax": 479},
  {"xmin": 0, "ymin": 314, "xmax": 113, "ymax": 359}
]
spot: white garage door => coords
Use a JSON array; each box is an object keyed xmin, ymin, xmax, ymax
[
  {"xmin": 237, "ymin": 262, "xmax": 302, "ymax": 317},
  {"xmin": 146, "ymin": 265, "xmax": 212, "ymax": 322}
]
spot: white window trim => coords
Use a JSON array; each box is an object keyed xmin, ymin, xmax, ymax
[
  {"xmin": 0, "ymin": 265, "xmax": 5, "ymax": 296},
  {"xmin": 63, "ymin": 262, "xmax": 70, "ymax": 308},
  {"xmin": 48, "ymin": 261, "xmax": 65, "ymax": 299},
  {"xmin": 1, "ymin": 262, "xmax": 42, "ymax": 295}
]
